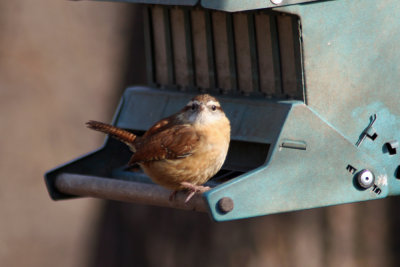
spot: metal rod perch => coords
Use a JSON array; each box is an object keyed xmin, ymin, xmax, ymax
[{"xmin": 55, "ymin": 173, "xmax": 208, "ymax": 212}]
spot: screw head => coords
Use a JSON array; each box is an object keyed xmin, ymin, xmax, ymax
[
  {"xmin": 271, "ymin": 0, "xmax": 283, "ymax": 4},
  {"xmin": 357, "ymin": 169, "xmax": 375, "ymax": 189},
  {"xmin": 217, "ymin": 197, "xmax": 234, "ymax": 214}
]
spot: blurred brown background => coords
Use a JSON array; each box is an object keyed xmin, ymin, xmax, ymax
[
  {"xmin": 0, "ymin": 1, "xmax": 136, "ymax": 266},
  {"xmin": 1, "ymin": 1, "xmax": 400, "ymax": 267}
]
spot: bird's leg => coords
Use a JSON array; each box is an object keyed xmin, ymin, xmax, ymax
[{"xmin": 180, "ymin": 182, "xmax": 211, "ymax": 203}]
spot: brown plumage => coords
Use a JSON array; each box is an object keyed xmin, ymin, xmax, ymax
[
  {"xmin": 86, "ymin": 120, "xmax": 137, "ymax": 150},
  {"xmin": 86, "ymin": 94, "xmax": 231, "ymax": 202}
]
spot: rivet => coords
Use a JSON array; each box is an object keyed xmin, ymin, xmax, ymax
[
  {"xmin": 357, "ymin": 169, "xmax": 375, "ymax": 189},
  {"xmin": 217, "ymin": 197, "xmax": 234, "ymax": 214},
  {"xmin": 271, "ymin": 0, "xmax": 283, "ymax": 5}
]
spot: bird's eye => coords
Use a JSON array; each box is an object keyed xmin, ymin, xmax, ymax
[
  {"xmin": 191, "ymin": 103, "xmax": 196, "ymax": 110},
  {"xmin": 211, "ymin": 105, "xmax": 216, "ymax": 111}
]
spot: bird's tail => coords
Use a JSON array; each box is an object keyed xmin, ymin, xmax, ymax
[{"xmin": 86, "ymin": 120, "xmax": 137, "ymax": 150}]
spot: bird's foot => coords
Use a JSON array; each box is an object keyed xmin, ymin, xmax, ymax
[{"xmin": 180, "ymin": 182, "xmax": 210, "ymax": 203}]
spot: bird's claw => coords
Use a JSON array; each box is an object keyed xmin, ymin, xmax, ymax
[{"xmin": 180, "ymin": 182, "xmax": 211, "ymax": 203}]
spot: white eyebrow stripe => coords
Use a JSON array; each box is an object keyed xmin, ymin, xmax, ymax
[
  {"xmin": 186, "ymin": 100, "xmax": 201, "ymax": 107},
  {"xmin": 206, "ymin": 100, "xmax": 220, "ymax": 107}
]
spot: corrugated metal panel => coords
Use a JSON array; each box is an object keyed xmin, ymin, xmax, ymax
[{"xmin": 145, "ymin": 6, "xmax": 304, "ymax": 100}]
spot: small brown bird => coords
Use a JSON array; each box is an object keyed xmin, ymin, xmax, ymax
[{"xmin": 86, "ymin": 94, "xmax": 231, "ymax": 202}]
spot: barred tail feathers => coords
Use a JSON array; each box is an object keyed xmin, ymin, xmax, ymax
[{"xmin": 86, "ymin": 120, "xmax": 137, "ymax": 149}]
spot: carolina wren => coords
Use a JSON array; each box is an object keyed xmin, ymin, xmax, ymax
[{"xmin": 86, "ymin": 94, "xmax": 231, "ymax": 202}]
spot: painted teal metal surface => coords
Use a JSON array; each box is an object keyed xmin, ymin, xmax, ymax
[
  {"xmin": 203, "ymin": 0, "xmax": 400, "ymax": 220},
  {"xmin": 205, "ymin": 104, "xmax": 389, "ymax": 221},
  {"xmin": 275, "ymin": 0, "xmax": 400, "ymax": 194},
  {"xmin": 94, "ymin": 0, "xmax": 198, "ymax": 5},
  {"xmin": 201, "ymin": 0, "xmax": 321, "ymax": 12},
  {"xmin": 92, "ymin": 0, "xmax": 323, "ymax": 11}
]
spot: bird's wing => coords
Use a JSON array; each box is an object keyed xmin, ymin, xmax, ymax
[
  {"xmin": 142, "ymin": 117, "xmax": 171, "ymax": 137},
  {"xmin": 128, "ymin": 124, "xmax": 200, "ymax": 165}
]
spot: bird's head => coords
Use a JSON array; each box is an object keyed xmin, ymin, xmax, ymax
[{"xmin": 180, "ymin": 94, "xmax": 227, "ymax": 125}]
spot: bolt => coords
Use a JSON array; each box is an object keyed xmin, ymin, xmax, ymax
[
  {"xmin": 217, "ymin": 197, "xmax": 234, "ymax": 214},
  {"xmin": 271, "ymin": 0, "xmax": 283, "ymax": 4},
  {"xmin": 357, "ymin": 169, "xmax": 375, "ymax": 189}
]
